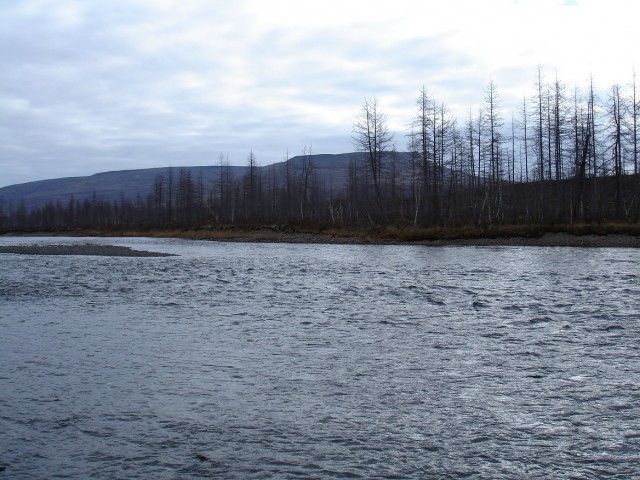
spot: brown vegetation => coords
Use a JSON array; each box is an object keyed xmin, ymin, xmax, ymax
[{"xmin": 5, "ymin": 223, "xmax": 639, "ymax": 247}]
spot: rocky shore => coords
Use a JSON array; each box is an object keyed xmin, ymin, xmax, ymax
[{"xmin": 0, "ymin": 244, "xmax": 174, "ymax": 257}]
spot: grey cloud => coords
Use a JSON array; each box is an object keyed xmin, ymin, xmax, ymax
[
  {"xmin": 1, "ymin": 3, "xmax": 413, "ymax": 186},
  {"xmin": 2, "ymin": 1, "xmax": 628, "ymax": 187},
  {"xmin": 0, "ymin": 2, "xmax": 452, "ymax": 186}
]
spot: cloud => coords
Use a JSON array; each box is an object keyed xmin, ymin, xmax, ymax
[{"xmin": 1, "ymin": 0, "xmax": 638, "ymax": 187}]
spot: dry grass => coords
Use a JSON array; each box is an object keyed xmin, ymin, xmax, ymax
[
  {"xmin": 371, "ymin": 223, "xmax": 640, "ymax": 242},
  {"xmin": 4, "ymin": 222, "xmax": 639, "ymax": 245}
]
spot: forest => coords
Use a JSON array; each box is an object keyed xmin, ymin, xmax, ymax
[{"xmin": 2, "ymin": 67, "xmax": 639, "ymax": 233}]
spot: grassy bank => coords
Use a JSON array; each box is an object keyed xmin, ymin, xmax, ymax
[
  {"xmin": 3, "ymin": 223, "xmax": 640, "ymax": 246},
  {"xmin": 370, "ymin": 223, "xmax": 640, "ymax": 242}
]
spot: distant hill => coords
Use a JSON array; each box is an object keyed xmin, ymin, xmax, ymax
[
  {"xmin": 0, "ymin": 165, "xmax": 245, "ymax": 211},
  {"xmin": 0, "ymin": 152, "xmax": 412, "ymax": 210}
]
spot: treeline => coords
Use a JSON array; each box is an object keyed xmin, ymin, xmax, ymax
[{"xmin": 2, "ymin": 67, "xmax": 639, "ymax": 231}]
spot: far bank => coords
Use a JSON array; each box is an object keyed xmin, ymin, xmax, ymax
[{"xmin": 3, "ymin": 224, "xmax": 640, "ymax": 248}]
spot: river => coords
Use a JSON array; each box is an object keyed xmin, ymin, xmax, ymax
[{"xmin": 1, "ymin": 237, "xmax": 639, "ymax": 479}]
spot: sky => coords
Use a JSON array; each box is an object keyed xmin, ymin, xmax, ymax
[{"xmin": 1, "ymin": 0, "xmax": 638, "ymax": 187}]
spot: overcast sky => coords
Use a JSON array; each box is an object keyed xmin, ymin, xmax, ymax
[{"xmin": 1, "ymin": 0, "xmax": 638, "ymax": 187}]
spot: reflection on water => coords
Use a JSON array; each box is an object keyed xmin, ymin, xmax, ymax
[{"xmin": 1, "ymin": 238, "xmax": 639, "ymax": 479}]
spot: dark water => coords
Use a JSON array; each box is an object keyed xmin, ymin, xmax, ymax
[{"xmin": 1, "ymin": 237, "xmax": 639, "ymax": 479}]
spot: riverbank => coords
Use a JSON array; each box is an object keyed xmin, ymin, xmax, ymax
[
  {"xmin": 148, "ymin": 228, "xmax": 640, "ymax": 247},
  {"xmin": 415, "ymin": 232, "xmax": 640, "ymax": 247},
  {"xmin": 2, "ymin": 224, "xmax": 640, "ymax": 248}
]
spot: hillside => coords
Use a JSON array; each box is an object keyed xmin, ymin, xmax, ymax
[{"xmin": 0, "ymin": 152, "xmax": 387, "ymax": 210}]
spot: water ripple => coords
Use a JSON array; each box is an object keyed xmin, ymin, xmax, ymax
[{"xmin": 1, "ymin": 238, "xmax": 639, "ymax": 478}]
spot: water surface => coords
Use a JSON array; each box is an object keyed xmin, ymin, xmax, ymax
[{"xmin": 1, "ymin": 237, "xmax": 639, "ymax": 478}]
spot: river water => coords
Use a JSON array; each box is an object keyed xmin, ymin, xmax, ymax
[{"xmin": 0, "ymin": 237, "xmax": 639, "ymax": 479}]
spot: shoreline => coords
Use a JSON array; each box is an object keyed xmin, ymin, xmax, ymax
[
  {"xmin": 412, "ymin": 232, "xmax": 640, "ymax": 248},
  {"xmin": 170, "ymin": 230, "xmax": 640, "ymax": 247},
  {"xmin": 2, "ymin": 228, "xmax": 640, "ymax": 250}
]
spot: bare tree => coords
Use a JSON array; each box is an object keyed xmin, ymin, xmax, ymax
[
  {"xmin": 300, "ymin": 145, "xmax": 314, "ymax": 221},
  {"xmin": 483, "ymin": 80, "xmax": 505, "ymax": 222},
  {"xmin": 153, "ymin": 173, "xmax": 165, "ymax": 225},
  {"xmin": 632, "ymin": 69, "xmax": 639, "ymax": 176},
  {"xmin": 609, "ymin": 84, "xmax": 624, "ymax": 217},
  {"xmin": 535, "ymin": 66, "xmax": 546, "ymax": 181},
  {"xmin": 353, "ymin": 95, "xmax": 394, "ymax": 219},
  {"xmin": 414, "ymin": 87, "xmax": 433, "ymax": 217},
  {"xmin": 552, "ymin": 72, "xmax": 568, "ymax": 181},
  {"xmin": 521, "ymin": 96, "xmax": 530, "ymax": 182},
  {"xmin": 406, "ymin": 127, "xmax": 422, "ymax": 225},
  {"xmin": 166, "ymin": 167, "xmax": 174, "ymax": 226},
  {"xmin": 245, "ymin": 150, "xmax": 258, "ymax": 220},
  {"xmin": 574, "ymin": 98, "xmax": 591, "ymax": 222},
  {"xmin": 629, "ymin": 69, "xmax": 639, "ymax": 220}
]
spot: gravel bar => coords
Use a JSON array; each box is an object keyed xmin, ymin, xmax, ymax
[{"xmin": 0, "ymin": 244, "xmax": 175, "ymax": 257}]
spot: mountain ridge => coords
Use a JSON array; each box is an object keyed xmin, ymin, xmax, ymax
[{"xmin": 1, "ymin": 152, "xmax": 407, "ymax": 210}]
